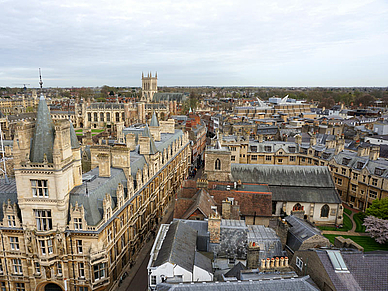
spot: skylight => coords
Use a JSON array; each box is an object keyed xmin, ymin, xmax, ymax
[{"xmin": 327, "ymin": 250, "xmax": 349, "ymax": 273}]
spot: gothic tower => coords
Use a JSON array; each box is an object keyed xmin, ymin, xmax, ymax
[{"xmin": 141, "ymin": 71, "xmax": 158, "ymax": 102}]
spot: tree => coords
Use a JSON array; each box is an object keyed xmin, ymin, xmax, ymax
[
  {"xmin": 365, "ymin": 198, "xmax": 388, "ymax": 220},
  {"xmin": 355, "ymin": 94, "xmax": 375, "ymax": 108},
  {"xmin": 363, "ymin": 216, "xmax": 388, "ymax": 244}
]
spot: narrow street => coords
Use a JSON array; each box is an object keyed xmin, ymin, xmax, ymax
[{"xmin": 118, "ymin": 204, "xmax": 175, "ymax": 291}]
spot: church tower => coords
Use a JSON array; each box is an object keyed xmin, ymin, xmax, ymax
[{"xmin": 141, "ymin": 71, "xmax": 158, "ymax": 102}]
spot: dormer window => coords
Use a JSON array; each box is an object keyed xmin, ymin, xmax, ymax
[
  {"xmin": 7, "ymin": 215, "xmax": 16, "ymax": 227},
  {"xmin": 342, "ymin": 158, "xmax": 351, "ymax": 166},
  {"xmin": 375, "ymin": 168, "xmax": 385, "ymax": 176},
  {"xmin": 31, "ymin": 180, "xmax": 48, "ymax": 198},
  {"xmin": 356, "ymin": 162, "xmax": 364, "ymax": 169},
  {"xmin": 264, "ymin": 146, "xmax": 271, "ymax": 152},
  {"xmin": 288, "ymin": 146, "xmax": 296, "ymax": 153},
  {"xmin": 250, "ymin": 146, "xmax": 257, "ymax": 152}
]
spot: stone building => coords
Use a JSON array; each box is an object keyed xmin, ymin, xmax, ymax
[
  {"xmin": 217, "ymin": 133, "xmax": 388, "ymax": 211},
  {"xmin": 0, "ymin": 93, "xmax": 191, "ymax": 291}
]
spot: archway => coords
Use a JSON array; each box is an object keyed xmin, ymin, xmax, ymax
[{"xmin": 44, "ymin": 283, "xmax": 62, "ymax": 291}]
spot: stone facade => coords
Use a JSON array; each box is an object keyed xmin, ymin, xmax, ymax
[{"xmin": 0, "ymin": 95, "xmax": 191, "ymax": 291}]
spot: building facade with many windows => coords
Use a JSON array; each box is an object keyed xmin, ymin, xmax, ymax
[{"xmin": 0, "ymin": 94, "xmax": 191, "ymax": 291}]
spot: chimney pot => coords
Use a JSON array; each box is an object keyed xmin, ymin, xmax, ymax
[
  {"xmin": 280, "ymin": 257, "xmax": 284, "ymax": 267},
  {"xmin": 275, "ymin": 257, "xmax": 279, "ymax": 268},
  {"xmin": 285, "ymin": 257, "xmax": 289, "ymax": 267}
]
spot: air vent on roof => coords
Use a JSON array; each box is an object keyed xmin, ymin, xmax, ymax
[{"xmin": 82, "ymin": 174, "xmax": 96, "ymax": 182}]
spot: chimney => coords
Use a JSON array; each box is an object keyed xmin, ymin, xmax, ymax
[
  {"xmin": 222, "ymin": 199, "xmax": 232, "ymax": 219},
  {"xmin": 357, "ymin": 145, "xmax": 369, "ymax": 157},
  {"xmin": 97, "ymin": 153, "xmax": 111, "ymax": 177},
  {"xmin": 231, "ymin": 202, "xmax": 240, "ymax": 220},
  {"xmin": 310, "ymin": 134, "xmax": 316, "ymax": 146},
  {"xmin": 265, "ymin": 258, "xmax": 270, "ymax": 269},
  {"xmin": 280, "ymin": 257, "xmax": 284, "ymax": 267},
  {"xmin": 247, "ymin": 241, "xmax": 260, "ymax": 269},
  {"xmin": 208, "ymin": 212, "xmax": 221, "ymax": 244},
  {"xmin": 125, "ymin": 133, "xmax": 136, "ymax": 151},
  {"xmin": 295, "ymin": 134, "xmax": 302, "ymax": 145},
  {"xmin": 258, "ymin": 134, "xmax": 264, "ymax": 143},
  {"xmin": 285, "ymin": 257, "xmax": 289, "ymax": 267},
  {"xmin": 369, "ymin": 146, "xmax": 380, "ymax": 160},
  {"xmin": 261, "ymin": 259, "xmax": 266, "ymax": 270}
]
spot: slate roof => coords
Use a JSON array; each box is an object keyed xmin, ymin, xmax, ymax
[
  {"xmin": 0, "ymin": 179, "xmax": 18, "ymax": 221},
  {"xmin": 224, "ymin": 261, "xmax": 246, "ymax": 279},
  {"xmin": 313, "ymin": 249, "xmax": 388, "ymax": 291},
  {"xmin": 194, "ymin": 251, "xmax": 212, "ymax": 273},
  {"xmin": 156, "ymin": 276, "xmax": 319, "ymax": 290},
  {"xmin": 153, "ymin": 93, "xmax": 187, "ymax": 102},
  {"xmin": 247, "ymin": 225, "xmax": 283, "ymax": 260},
  {"xmin": 231, "ymin": 164, "xmax": 341, "ymax": 204},
  {"xmin": 30, "ymin": 95, "xmax": 55, "ymax": 163},
  {"xmin": 69, "ymin": 167, "xmax": 127, "ymax": 226},
  {"xmin": 150, "ymin": 111, "xmax": 160, "ymax": 127},
  {"xmin": 181, "ymin": 189, "xmax": 216, "ymax": 219},
  {"xmin": 153, "ymin": 220, "xmax": 197, "ymax": 272},
  {"xmin": 70, "ymin": 122, "xmax": 80, "ymax": 149},
  {"xmin": 285, "ymin": 215, "xmax": 323, "ymax": 253}
]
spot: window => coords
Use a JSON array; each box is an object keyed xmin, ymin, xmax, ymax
[
  {"xmin": 151, "ymin": 275, "xmax": 157, "ymax": 286},
  {"xmin": 314, "ymin": 151, "xmax": 320, "ymax": 157},
  {"xmin": 106, "ymin": 113, "xmax": 110, "ymax": 122},
  {"xmin": 342, "ymin": 158, "xmax": 351, "ymax": 166},
  {"xmin": 265, "ymin": 156, "xmax": 272, "ymax": 161},
  {"xmin": 1, "ymin": 282, "xmax": 5, "ymax": 291},
  {"xmin": 57, "ymin": 262, "xmax": 62, "ymax": 276},
  {"xmin": 357, "ymin": 162, "xmax": 364, "ymax": 169},
  {"xmin": 0, "ymin": 261, "xmax": 3, "ymax": 274},
  {"xmin": 31, "ymin": 180, "xmax": 48, "ymax": 197},
  {"xmin": 369, "ymin": 190, "xmax": 377, "ymax": 199},
  {"xmin": 231, "ymin": 156, "xmax": 235, "ymax": 161},
  {"xmin": 301, "ymin": 157, "xmax": 305, "ymax": 162},
  {"xmin": 94, "ymin": 113, "xmax": 98, "ymax": 122},
  {"xmin": 9, "ymin": 237, "xmax": 19, "ymax": 250},
  {"xmin": 371, "ymin": 178, "xmax": 378, "ymax": 186},
  {"xmin": 116, "ymin": 112, "xmax": 120, "ymax": 122},
  {"xmin": 250, "ymin": 146, "xmax": 257, "ymax": 152},
  {"xmin": 77, "ymin": 240, "xmax": 83, "ymax": 254},
  {"xmin": 39, "ymin": 240, "xmax": 46, "ymax": 255},
  {"xmin": 88, "ymin": 113, "xmax": 91, "ymax": 122},
  {"xmin": 230, "ymin": 147, "xmax": 236, "ymax": 151},
  {"xmin": 251, "ymin": 155, "xmax": 257, "ymax": 160},
  {"xmin": 47, "ymin": 239, "xmax": 53, "ymax": 254},
  {"xmin": 308, "ymin": 158, "xmax": 312, "ymax": 164},
  {"xmin": 322, "ymin": 152, "xmax": 331, "ymax": 159},
  {"xmin": 288, "ymin": 146, "xmax": 296, "ymax": 153},
  {"xmin": 7, "ymin": 215, "xmax": 16, "ymax": 227},
  {"xmin": 264, "ymin": 146, "xmax": 271, "ymax": 152},
  {"xmin": 35, "ymin": 262, "xmax": 40, "ymax": 274},
  {"xmin": 74, "ymin": 218, "xmax": 82, "ymax": 230},
  {"xmin": 107, "ymin": 228, "xmax": 112, "ymax": 242},
  {"xmin": 215, "ymin": 159, "xmax": 221, "ymax": 170},
  {"xmin": 39, "ymin": 239, "xmax": 53, "ymax": 255},
  {"xmin": 79, "ymin": 263, "xmax": 85, "ymax": 278},
  {"xmin": 15, "ymin": 283, "xmax": 25, "ymax": 291},
  {"xmin": 321, "ymin": 204, "xmax": 330, "ymax": 218},
  {"xmin": 34, "ymin": 210, "xmax": 52, "ymax": 231},
  {"xmin": 361, "ymin": 190, "xmax": 365, "ymax": 196},
  {"xmin": 78, "ymin": 287, "xmax": 88, "ymax": 291},
  {"xmin": 351, "ymin": 184, "xmax": 357, "ymax": 192},
  {"xmin": 341, "ymin": 168, "xmax": 346, "ymax": 175},
  {"xmin": 296, "ymin": 257, "xmax": 303, "ymax": 271},
  {"xmin": 375, "ymin": 168, "xmax": 385, "ymax": 176},
  {"xmin": 353, "ymin": 173, "xmax": 359, "ymax": 180},
  {"xmin": 12, "ymin": 259, "xmax": 22, "ymax": 275},
  {"xmin": 290, "ymin": 156, "xmax": 295, "ymax": 162},
  {"xmin": 100, "ymin": 113, "xmax": 104, "ymax": 122},
  {"xmin": 350, "ymin": 196, "xmax": 355, "ymax": 202},
  {"xmin": 334, "ymin": 177, "xmax": 342, "ymax": 186},
  {"xmin": 93, "ymin": 263, "xmax": 105, "ymax": 281},
  {"xmin": 278, "ymin": 159, "xmax": 283, "ymax": 163}
]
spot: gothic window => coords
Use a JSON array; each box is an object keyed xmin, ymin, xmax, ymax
[
  {"xmin": 320, "ymin": 204, "xmax": 329, "ymax": 218},
  {"xmin": 74, "ymin": 218, "xmax": 82, "ymax": 230},
  {"xmin": 88, "ymin": 113, "xmax": 91, "ymax": 122},
  {"xmin": 100, "ymin": 113, "xmax": 104, "ymax": 122},
  {"xmin": 215, "ymin": 159, "xmax": 221, "ymax": 170},
  {"xmin": 293, "ymin": 203, "xmax": 302, "ymax": 211},
  {"xmin": 34, "ymin": 210, "xmax": 52, "ymax": 231},
  {"xmin": 116, "ymin": 112, "xmax": 120, "ymax": 122},
  {"xmin": 94, "ymin": 112, "xmax": 98, "ymax": 122},
  {"xmin": 31, "ymin": 180, "xmax": 48, "ymax": 197},
  {"xmin": 107, "ymin": 112, "xmax": 111, "ymax": 122}
]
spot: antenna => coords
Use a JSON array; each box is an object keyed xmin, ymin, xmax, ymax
[{"xmin": 39, "ymin": 68, "xmax": 43, "ymax": 89}]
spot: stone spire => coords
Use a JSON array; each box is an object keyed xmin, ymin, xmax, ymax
[
  {"xmin": 69, "ymin": 122, "xmax": 80, "ymax": 149},
  {"xmin": 150, "ymin": 111, "xmax": 159, "ymax": 127},
  {"xmin": 143, "ymin": 124, "xmax": 158, "ymax": 155},
  {"xmin": 30, "ymin": 73, "xmax": 55, "ymax": 163}
]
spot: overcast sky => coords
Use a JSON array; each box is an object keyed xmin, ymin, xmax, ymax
[{"xmin": 0, "ymin": 0, "xmax": 387, "ymax": 88}]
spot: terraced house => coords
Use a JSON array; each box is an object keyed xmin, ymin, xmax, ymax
[
  {"xmin": 0, "ymin": 94, "xmax": 191, "ymax": 291},
  {"xmin": 218, "ymin": 133, "xmax": 388, "ymax": 211}
]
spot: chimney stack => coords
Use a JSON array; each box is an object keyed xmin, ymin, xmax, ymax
[
  {"xmin": 208, "ymin": 212, "xmax": 221, "ymax": 244},
  {"xmin": 97, "ymin": 153, "xmax": 111, "ymax": 177},
  {"xmin": 247, "ymin": 241, "xmax": 260, "ymax": 270}
]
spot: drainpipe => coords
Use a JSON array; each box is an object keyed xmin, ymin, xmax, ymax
[
  {"xmin": 346, "ymin": 169, "xmax": 352, "ymax": 203},
  {"xmin": 0, "ymin": 232, "xmax": 11, "ymax": 291}
]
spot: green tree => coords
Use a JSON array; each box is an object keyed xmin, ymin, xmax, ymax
[{"xmin": 366, "ymin": 198, "xmax": 388, "ymax": 220}]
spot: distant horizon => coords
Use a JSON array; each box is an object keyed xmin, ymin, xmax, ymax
[{"xmin": 1, "ymin": 1, "xmax": 387, "ymax": 88}]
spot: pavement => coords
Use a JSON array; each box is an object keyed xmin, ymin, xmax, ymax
[
  {"xmin": 113, "ymin": 201, "xmax": 176, "ymax": 291},
  {"xmin": 321, "ymin": 203, "xmax": 369, "ymax": 236}
]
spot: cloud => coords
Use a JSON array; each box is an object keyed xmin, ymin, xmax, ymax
[{"xmin": 0, "ymin": 0, "xmax": 387, "ymax": 87}]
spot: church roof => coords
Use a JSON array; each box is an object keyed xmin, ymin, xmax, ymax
[{"xmin": 30, "ymin": 95, "xmax": 55, "ymax": 163}]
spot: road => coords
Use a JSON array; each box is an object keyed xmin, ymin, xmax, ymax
[{"xmin": 125, "ymin": 207, "xmax": 175, "ymax": 291}]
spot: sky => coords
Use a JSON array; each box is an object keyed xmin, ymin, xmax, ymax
[{"xmin": 0, "ymin": 0, "xmax": 387, "ymax": 88}]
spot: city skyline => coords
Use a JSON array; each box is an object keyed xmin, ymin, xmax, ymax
[{"xmin": 1, "ymin": 0, "xmax": 387, "ymax": 88}]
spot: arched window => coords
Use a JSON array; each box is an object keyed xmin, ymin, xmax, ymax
[
  {"xmin": 321, "ymin": 204, "xmax": 329, "ymax": 218},
  {"xmin": 293, "ymin": 203, "xmax": 302, "ymax": 211},
  {"xmin": 215, "ymin": 159, "xmax": 221, "ymax": 170}
]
